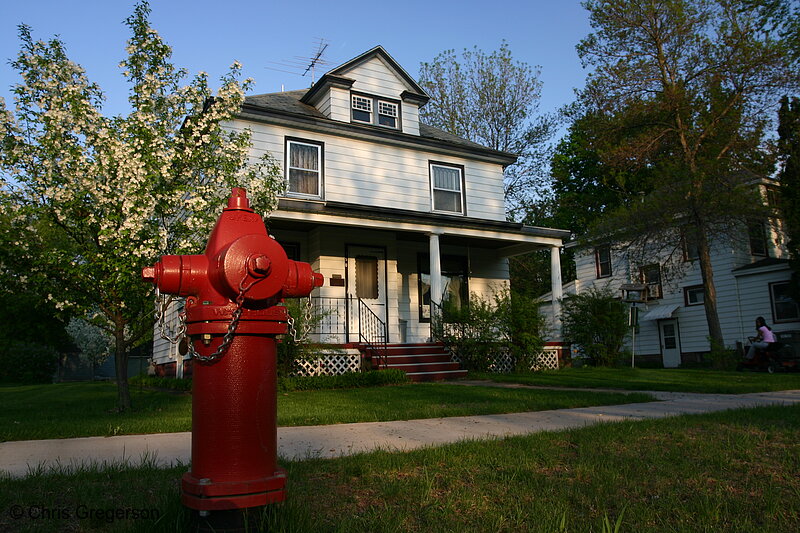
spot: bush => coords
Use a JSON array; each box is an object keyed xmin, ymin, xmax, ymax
[
  {"xmin": 0, "ymin": 341, "xmax": 59, "ymax": 384},
  {"xmin": 560, "ymin": 288, "xmax": 629, "ymax": 367},
  {"xmin": 707, "ymin": 338, "xmax": 739, "ymax": 370},
  {"xmin": 433, "ymin": 289, "xmax": 547, "ymax": 372}
]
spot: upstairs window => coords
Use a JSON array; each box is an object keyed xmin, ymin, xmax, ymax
[
  {"xmin": 640, "ymin": 264, "xmax": 663, "ymax": 299},
  {"xmin": 682, "ymin": 230, "xmax": 700, "ymax": 261},
  {"xmin": 351, "ymin": 95, "xmax": 372, "ymax": 123},
  {"xmin": 286, "ymin": 139, "xmax": 323, "ymax": 199},
  {"xmin": 595, "ymin": 246, "xmax": 612, "ymax": 278},
  {"xmin": 430, "ymin": 163, "xmax": 465, "ymax": 214},
  {"xmin": 748, "ymin": 222, "xmax": 767, "ymax": 256},
  {"xmin": 351, "ymin": 93, "xmax": 401, "ymax": 130}
]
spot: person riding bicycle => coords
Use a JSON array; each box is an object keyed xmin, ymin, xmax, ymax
[{"xmin": 746, "ymin": 316, "xmax": 776, "ymax": 360}]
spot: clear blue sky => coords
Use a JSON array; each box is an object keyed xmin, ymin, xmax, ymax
[{"xmin": 1, "ymin": 0, "xmax": 592, "ymax": 123}]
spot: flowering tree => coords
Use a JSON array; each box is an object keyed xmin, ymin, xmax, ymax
[{"xmin": 0, "ymin": 2, "xmax": 284, "ymax": 410}]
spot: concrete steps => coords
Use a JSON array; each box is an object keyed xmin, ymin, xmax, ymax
[{"xmin": 375, "ymin": 343, "xmax": 466, "ymax": 382}]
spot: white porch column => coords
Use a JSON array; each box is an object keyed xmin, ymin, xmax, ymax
[
  {"xmin": 550, "ymin": 245, "xmax": 563, "ymax": 332},
  {"xmin": 429, "ymin": 231, "xmax": 443, "ymax": 311}
]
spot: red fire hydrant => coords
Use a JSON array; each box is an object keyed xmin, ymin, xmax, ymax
[{"xmin": 142, "ymin": 188, "xmax": 323, "ymax": 513}]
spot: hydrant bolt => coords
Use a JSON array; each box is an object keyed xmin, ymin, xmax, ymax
[{"xmin": 248, "ymin": 254, "xmax": 272, "ymax": 277}]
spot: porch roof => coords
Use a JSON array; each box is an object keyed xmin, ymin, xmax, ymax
[{"xmin": 268, "ymin": 199, "xmax": 570, "ymax": 253}]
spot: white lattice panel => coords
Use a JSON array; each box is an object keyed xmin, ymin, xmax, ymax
[
  {"xmin": 291, "ymin": 352, "xmax": 361, "ymax": 377},
  {"xmin": 485, "ymin": 347, "xmax": 561, "ymax": 373}
]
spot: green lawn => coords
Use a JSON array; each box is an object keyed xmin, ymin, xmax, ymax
[
  {"xmin": 1, "ymin": 404, "xmax": 798, "ymax": 532},
  {"xmin": 0, "ymin": 381, "xmax": 653, "ymax": 442},
  {"xmin": 471, "ymin": 367, "xmax": 800, "ymax": 394}
]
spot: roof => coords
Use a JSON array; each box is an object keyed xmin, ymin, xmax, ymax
[
  {"xmin": 241, "ymin": 90, "xmax": 517, "ymax": 165},
  {"xmin": 732, "ymin": 257, "xmax": 791, "ymax": 275}
]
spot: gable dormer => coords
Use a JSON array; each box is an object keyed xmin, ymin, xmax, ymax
[{"xmin": 301, "ymin": 46, "xmax": 429, "ymax": 136}]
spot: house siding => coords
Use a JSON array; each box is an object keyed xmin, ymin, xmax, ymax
[{"xmin": 233, "ymin": 121, "xmax": 507, "ymax": 221}]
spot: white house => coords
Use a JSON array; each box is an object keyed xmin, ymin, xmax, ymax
[
  {"xmin": 152, "ymin": 46, "xmax": 570, "ymax": 379},
  {"xmin": 542, "ymin": 178, "xmax": 798, "ymax": 367}
]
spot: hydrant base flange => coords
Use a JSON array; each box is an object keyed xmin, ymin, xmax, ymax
[{"xmin": 181, "ymin": 469, "xmax": 287, "ymax": 511}]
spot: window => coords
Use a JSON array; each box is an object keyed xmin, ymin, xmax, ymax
[
  {"xmin": 684, "ymin": 285, "xmax": 705, "ymax": 306},
  {"xmin": 418, "ymin": 254, "xmax": 468, "ymax": 322},
  {"xmin": 351, "ymin": 95, "xmax": 372, "ymax": 123},
  {"xmin": 770, "ymin": 281, "xmax": 799, "ymax": 323},
  {"xmin": 640, "ymin": 264, "xmax": 663, "ymax": 299},
  {"xmin": 682, "ymin": 230, "xmax": 699, "ymax": 261},
  {"xmin": 766, "ymin": 186, "xmax": 781, "ymax": 208},
  {"xmin": 430, "ymin": 163, "xmax": 465, "ymax": 214},
  {"xmin": 280, "ymin": 242, "xmax": 300, "ymax": 261},
  {"xmin": 351, "ymin": 93, "xmax": 400, "ymax": 130},
  {"xmin": 595, "ymin": 246, "xmax": 612, "ymax": 278},
  {"xmin": 286, "ymin": 139, "xmax": 323, "ymax": 198},
  {"xmin": 748, "ymin": 222, "xmax": 767, "ymax": 256},
  {"xmin": 355, "ymin": 256, "xmax": 379, "ymax": 299}
]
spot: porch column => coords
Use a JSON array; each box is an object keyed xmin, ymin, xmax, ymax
[
  {"xmin": 429, "ymin": 231, "xmax": 443, "ymax": 312},
  {"xmin": 550, "ymin": 245, "xmax": 563, "ymax": 332}
]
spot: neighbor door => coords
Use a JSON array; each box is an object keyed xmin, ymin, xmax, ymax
[
  {"xmin": 346, "ymin": 246, "xmax": 387, "ymax": 343},
  {"xmin": 659, "ymin": 319, "xmax": 682, "ymax": 368}
]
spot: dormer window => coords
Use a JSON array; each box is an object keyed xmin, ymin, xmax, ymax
[{"xmin": 351, "ymin": 93, "xmax": 400, "ymax": 130}]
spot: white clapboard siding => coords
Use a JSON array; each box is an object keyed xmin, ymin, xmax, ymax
[
  {"xmin": 233, "ymin": 121, "xmax": 508, "ymax": 222},
  {"xmin": 341, "ymin": 57, "xmax": 411, "ymax": 99}
]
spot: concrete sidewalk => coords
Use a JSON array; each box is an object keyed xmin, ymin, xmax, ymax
[{"xmin": 1, "ymin": 389, "xmax": 799, "ymax": 478}]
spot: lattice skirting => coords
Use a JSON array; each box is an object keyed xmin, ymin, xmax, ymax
[
  {"xmin": 291, "ymin": 352, "xmax": 361, "ymax": 377},
  {"xmin": 456, "ymin": 347, "xmax": 561, "ymax": 373}
]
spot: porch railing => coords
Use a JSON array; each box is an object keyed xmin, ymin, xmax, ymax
[
  {"xmin": 358, "ymin": 299, "xmax": 388, "ymax": 368},
  {"xmin": 310, "ymin": 297, "xmax": 347, "ymax": 344}
]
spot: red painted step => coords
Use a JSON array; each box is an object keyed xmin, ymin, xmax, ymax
[{"xmin": 365, "ymin": 342, "xmax": 466, "ymax": 382}]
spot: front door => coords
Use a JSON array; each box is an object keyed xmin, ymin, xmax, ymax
[
  {"xmin": 659, "ymin": 319, "xmax": 682, "ymax": 368},
  {"xmin": 346, "ymin": 246, "xmax": 387, "ymax": 343}
]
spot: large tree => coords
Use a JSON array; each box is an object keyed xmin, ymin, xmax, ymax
[
  {"xmin": 777, "ymin": 96, "xmax": 800, "ymax": 295},
  {"xmin": 418, "ymin": 42, "xmax": 555, "ymax": 218},
  {"xmin": 0, "ymin": 2, "xmax": 283, "ymax": 410},
  {"xmin": 576, "ymin": 0, "xmax": 799, "ymax": 348}
]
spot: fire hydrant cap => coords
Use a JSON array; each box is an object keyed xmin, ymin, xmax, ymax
[{"xmin": 227, "ymin": 187, "xmax": 251, "ymax": 210}]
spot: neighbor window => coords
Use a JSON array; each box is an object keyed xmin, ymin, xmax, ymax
[
  {"xmin": 351, "ymin": 93, "xmax": 400, "ymax": 130},
  {"xmin": 748, "ymin": 221, "xmax": 767, "ymax": 256},
  {"xmin": 684, "ymin": 285, "xmax": 705, "ymax": 307},
  {"xmin": 430, "ymin": 163, "xmax": 465, "ymax": 214},
  {"xmin": 286, "ymin": 139, "xmax": 323, "ymax": 198},
  {"xmin": 640, "ymin": 264, "xmax": 663, "ymax": 299},
  {"xmin": 770, "ymin": 281, "xmax": 799, "ymax": 323},
  {"xmin": 595, "ymin": 246, "xmax": 612, "ymax": 278},
  {"xmin": 682, "ymin": 230, "xmax": 700, "ymax": 261}
]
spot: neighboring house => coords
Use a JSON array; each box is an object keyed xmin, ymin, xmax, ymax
[
  {"xmin": 152, "ymin": 46, "xmax": 570, "ymax": 379},
  {"xmin": 542, "ymin": 178, "xmax": 798, "ymax": 367}
]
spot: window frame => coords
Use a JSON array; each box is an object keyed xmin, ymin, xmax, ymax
[
  {"xmin": 683, "ymin": 285, "xmax": 705, "ymax": 307},
  {"xmin": 748, "ymin": 221, "xmax": 768, "ymax": 257},
  {"xmin": 350, "ymin": 92, "xmax": 402, "ymax": 131},
  {"xmin": 429, "ymin": 161, "xmax": 466, "ymax": 215},
  {"xmin": 770, "ymin": 281, "xmax": 800, "ymax": 323},
  {"xmin": 595, "ymin": 245, "xmax": 612, "ymax": 279},
  {"xmin": 285, "ymin": 137, "xmax": 324, "ymax": 200},
  {"xmin": 640, "ymin": 264, "xmax": 663, "ymax": 299},
  {"xmin": 682, "ymin": 231, "xmax": 700, "ymax": 262}
]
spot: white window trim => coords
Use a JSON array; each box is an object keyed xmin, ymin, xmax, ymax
[
  {"xmin": 430, "ymin": 162, "xmax": 465, "ymax": 215},
  {"xmin": 285, "ymin": 139, "xmax": 323, "ymax": 200},
  {"xmin": 351, "ymin": 95, "xmax": 373, "ymax": 124}
]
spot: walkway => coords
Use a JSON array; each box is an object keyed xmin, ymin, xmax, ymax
[{"xmin": 1, "ymin": 389, "xmax": 799, "ymax": 478}]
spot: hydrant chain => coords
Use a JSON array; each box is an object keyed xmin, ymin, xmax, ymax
[{"xmin": 189, "ymin": 274, "xmax": 260, "ymax": 363}]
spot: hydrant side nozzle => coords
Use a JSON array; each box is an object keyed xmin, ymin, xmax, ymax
[
  {"xmin": 142, "ymin": 266, "xmax": 156, "ymax": 282},
  {"xmin": 313, "ymin": 272, "xmax": 324, "ymax": 288}
]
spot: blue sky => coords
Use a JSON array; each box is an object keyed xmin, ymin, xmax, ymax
[{"xmin": 1, "ymin": 0, "xmax": 593, "ymax": 122}]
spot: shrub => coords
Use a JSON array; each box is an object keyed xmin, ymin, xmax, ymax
[
  {"xmin": 0, "ymin": 341, "xmax": 59, "ymax": 384},
  {"xmin": 707, "ymin": 338, "xmax": 739, "ymax": 370},
  {"xmin": 560, "ymin": 288, "xmax": 629, "ymax": 367},
  {"xmin": 277, "ymin": 299, "xmax": 329, "ymax": 377},
  {"xmin": 433, "ymin": 289, "xmax": 547, "ymax": 372}
]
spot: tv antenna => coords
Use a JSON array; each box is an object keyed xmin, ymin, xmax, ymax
[{"xmin": 263, "ymin": 39, "xmax": 331, "ymax": 85}]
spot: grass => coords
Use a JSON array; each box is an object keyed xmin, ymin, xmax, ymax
[
  {"xmin": 471, "ymin": 366, "xmax": 800, "ymax": 394},
  {"xmin": 1, "ymin": 404, "xmax": 798, "ymax": 532},
  {"xmin": 0, "ymin": 381, "xmax": 653, "ymax": 442}
]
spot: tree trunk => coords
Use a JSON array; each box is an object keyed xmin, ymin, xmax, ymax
[
  {"xmin": 696, "ymin": 229, "xmax": 725, "ymax": 349},
  {"xmin": 114, "ymin": 319, "xmax": 131, "ymax": 412}
]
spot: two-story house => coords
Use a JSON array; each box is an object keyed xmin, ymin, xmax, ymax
[
  {"xmin": 152, "ymin": 46, "xmax": 570, "ymax": 379},
  {"xmin": 541, "ymin": 178, "xmax": 798, "ymax": 367}
]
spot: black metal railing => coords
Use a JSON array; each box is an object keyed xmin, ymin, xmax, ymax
[{"xmin": 358, "ymin": 299, "xmax": 388, "ymax": 368}]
